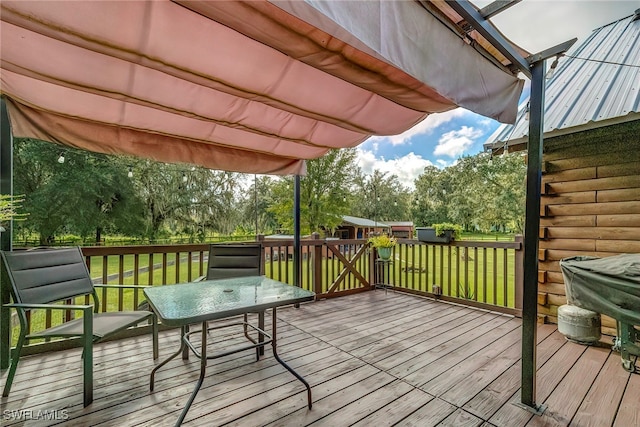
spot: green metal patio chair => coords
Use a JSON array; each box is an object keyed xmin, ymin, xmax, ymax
[
  {"xmin": 198, "ymin": 243, "xmax": 265, "ymax": 359},
  {"xmin": 1, "ymin": 247, "xmax": 158, "ymax": 407},
  {"xmin": 204, "ymin": 243, "xmax": 262, "ymax": 279}
]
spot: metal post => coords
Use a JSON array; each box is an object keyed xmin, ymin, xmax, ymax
[
  {"xmin": 373, "ymin": 184, "xmax": 378, "ymax": 232},
  {"xmin": 293, "ymin": 175, "xmax": 301, "ymax": 289},
  {"xmin": 1, "ymin": 97, "xmax": 14, "ymax": 369},
  {"xmin": 521, "ymin": 59, "xmax": 545, "ymax": 410},
  {"xmin": 254, "ymin": 174, "xmax": 259, "ymax": 236}
]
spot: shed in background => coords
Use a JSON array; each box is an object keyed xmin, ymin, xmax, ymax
[{"xmin": 385, "ymin": 221, "xmax": 415, "ymax": 238}]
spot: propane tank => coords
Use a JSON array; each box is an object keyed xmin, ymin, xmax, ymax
[{"xmin": 557, "ymin": 304, "xmax": 601, "ymax": 344}]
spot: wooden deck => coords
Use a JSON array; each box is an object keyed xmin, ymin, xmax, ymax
[{"xmin": 1, "ymin": 291, "xmax": 638, "ymax": 426}]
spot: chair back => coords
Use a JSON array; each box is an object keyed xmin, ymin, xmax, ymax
[
  {"xmin": 205, "ymin": 244, "xmax": 262, "ymax": 280},
  {"xmin": 1, "ymin": 247, "xmax": 94, "ymax": 305}
]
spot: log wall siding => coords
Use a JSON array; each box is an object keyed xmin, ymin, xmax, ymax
[{"xmin": 537, "ymin": 120, "xmax": 640, "ymax": 335}]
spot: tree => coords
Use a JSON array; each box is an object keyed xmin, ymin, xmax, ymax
[
  {"xmin": 411, "ymin": 152, "xmax": 526, "ymax": 233},
  {"xmin": 13, "ymin": 139, "xmax": 144, "ymax": 244},
  {"xmin": 444, "ymin": 156, "xmax": 480, "ymax": 230},
  {"xmin": 129, "ymin": 160, "xmax": 243, "ymax": 241},
  {"xmin": 480, "ymin": 152, "xmax": 527, "ymax": 233},
  {"xmin": 351, "ymin": 170, "xmax": 412, "ymax": 223},
  {"xmin": 13, "ymin": 138, "xmax": 249, "ymax": 244},
  {"xmin": 269, "ymin": 149, "xmax": 358, "ymax": 235},
  {"xmin": 240, "ymin": 175, "xmax": 279, "ymax": 235},
  {"xmin": 179, "ymin": 168, "xmax": 243, "ymax": 237},
  {"xmin": 412, "ymin": 165, "xmax": 452, "ymax": 226}
]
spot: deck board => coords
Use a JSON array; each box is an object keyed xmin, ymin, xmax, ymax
[
  {"xmin": 349, "ymin": 306, "xmax": 480, "ymax": 363},
  {"xmin": 309, "ymin": 379, "xmax": 415, "ymax": 426},
  {"xmin": 438, "ymin": 408, "xmax": 484, "ymax": 427},
  {"xmin": 413, "ymin": 318, "xmax": 522, "ymax": 392},
  {"xmin": 571, "ymin": 351, "xmax": 633, "ymax": 427},
  {"xmin": 438, "ymin": 335, "xmax": 523, "ymax": 406},
  {"xmin": 489, "ymin": 339, "xmax": 587, "ymax": 427},
  {"xmin": 378, "ymin": 311, "xmax": 498, "ymax": 375},
  {"xmin": 349, "ymin": 388, "xmax": 434, "ymax": 427},
  {"xmin": 526, "ymin": 345, "xmax": 610, "ymax": 427},
  {"xmin": 462, "ymin": 325, "xmax": 561, "ymax": 420},
  {"xmin": 398, "ymin": 396, "xmax": 458, "ymax": 426},
  {"xmin": 613, "ymin": 368, "xmax": 640, "ymax": 427},
  {"xmin": 1, "ymin": 291, "xmax": 637, "ymax": 426}
]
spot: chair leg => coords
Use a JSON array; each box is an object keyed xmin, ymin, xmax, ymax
[
  {"xmin": 2, "ymin": 331, "xmax": 26, "ymax": 397},
  {"xmin": 258, "ymin": 310, "xmax": 265, "ymax": 357},
  {"xmin": 243, "ymin": 313, "xmax": 250, "ymax": 340},
  {"xmin": 82, "ymin": 312, "xmax": 94, "ymax": 407}
]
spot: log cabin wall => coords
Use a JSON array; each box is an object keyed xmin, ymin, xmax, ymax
[{"xmin": 537, "ymin": 120, "xmax": 640, "ymax": 335}]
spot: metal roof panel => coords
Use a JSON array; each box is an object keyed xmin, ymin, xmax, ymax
[{"xmin": 486, "ymin": 12, "xmax": 640, "ymax": 148}]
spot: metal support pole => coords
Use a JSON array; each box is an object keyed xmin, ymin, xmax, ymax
[
  {"xmin": 293, "ymin": 175, "xmax": 301, "ymax": 289},
  {"xmin": 373, "ymin": 184, "xmax": 378, "ymax": 231},
  {"xmin": 1, "ymin": 97, "xmax": 14, "ymax": 369},
  {"xmin": 254, "ymin": 174, "xmax": 259, "ymax": 236},
  {"xmin": 521, "ymin": 59, "xmax": 545, "ymax": 410}
]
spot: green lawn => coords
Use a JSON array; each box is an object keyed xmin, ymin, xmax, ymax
[{"xmin": 388, "ymin": 245, "xmax": 516, "ymax": 307}]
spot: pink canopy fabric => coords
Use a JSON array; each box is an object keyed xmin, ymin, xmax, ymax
[{"xmin": 0, "ymin": 0, "xmax": 524, "ymax": 175}]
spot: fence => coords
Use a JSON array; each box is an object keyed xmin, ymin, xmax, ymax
[{"xmin": 4, "ymin": 236, "xmax": 523, "ymax": 353}]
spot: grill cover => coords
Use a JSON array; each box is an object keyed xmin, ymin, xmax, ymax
[{"xmin": 560, "ymin": 254, "xmax": 640, "ymax": 326}]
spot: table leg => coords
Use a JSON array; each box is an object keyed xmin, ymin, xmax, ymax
[
  {"xmin": 182, "ymin": 324, "xmax": 190, "ymax": 360},
  {"xmin": 270, "ymin": 307, "xmax": 312, "ymax": 409},
  {"xmin": 175, "ymin": 322, "xmax": 208, "ymax": 426},
  {"xmin": 150, "ymin": 325, "xmax": 188, "ymax": 392}
]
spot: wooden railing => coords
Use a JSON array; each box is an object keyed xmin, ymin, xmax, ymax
[
  {"xmin": 7, "ymin": 236, "xmax": 523, "ymax": 352},
  {"xmin": 382, "ymin": 236, "xmax": 523, "ymax": 316},
  {"xmin": 260, "ymin": 237, "xmax": 371, "ymax": 297}
]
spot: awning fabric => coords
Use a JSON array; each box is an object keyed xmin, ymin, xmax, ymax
[{"xmin": 0, "ymin": 0, "xmax": 524, "ymax": 175}]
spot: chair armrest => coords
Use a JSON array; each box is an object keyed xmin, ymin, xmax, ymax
[
  {"xmin": 94, "ymin": 284, "xmax": 150, "ymax": 290},
  {"xmin": 5, "ymin": 302, "xmax": 94, "ymax": 311}
]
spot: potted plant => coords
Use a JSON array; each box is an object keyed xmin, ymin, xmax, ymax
[
  {"xmin": 416, "ymin": 223, "xmax": 462, "ymax": 244},
  {"xmin": 368, "ymin": 233, "xmax": 397, "ymax": 260}
]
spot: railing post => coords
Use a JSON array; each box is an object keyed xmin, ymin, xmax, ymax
[
  {"xmin": 514, "ymin": 234, "xmax": 524, "ymax": 312},
  {"xmin": 311, "ymin": 233, "xmax": 322, "ymax": 296}
]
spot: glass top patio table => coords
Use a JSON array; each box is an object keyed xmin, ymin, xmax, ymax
[
  {"xmin": 143, "ymin": 276, "xmax": 315, "ymax": 425},
  {"xmin": 144, "ymin": 276, "xmax": 315, "ymax": 326}
]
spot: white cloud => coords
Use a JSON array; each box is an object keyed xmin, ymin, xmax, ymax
[
  {"xmin": 368, "ymin": 108, "xmax": 468, "ymax": 146},
  {"xmin": 477, "ymin": 117, "xmax": 494, "ymax": 128},
  {"xmin": 357, "ymin": 149, "xmax": 432, "ymax": 189},
  {"xmin": 433, "ymin": 126, "xmax": 484, "ymax": 158},
  {"xmin": 356, "ymin": 148, "xmax": 379, "ymax": 175}
]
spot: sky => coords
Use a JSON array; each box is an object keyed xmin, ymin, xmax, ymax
[{"xmin": 356, "ymin": 0, "xmax": 637, "ymax": 189}]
